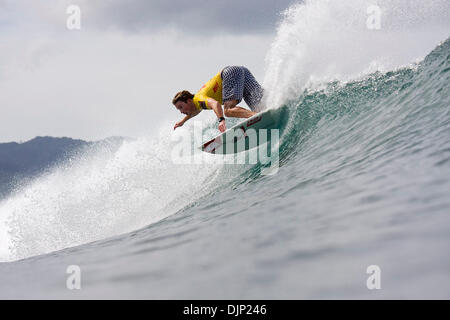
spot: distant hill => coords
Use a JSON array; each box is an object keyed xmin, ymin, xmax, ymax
[{"xmin": 0, "ymin": 136, "xmax": 128, "ymax": 199}]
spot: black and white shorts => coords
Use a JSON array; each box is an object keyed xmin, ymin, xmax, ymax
[{"xmin": 221, "ymin": 66, "xmax": 264, "ymax": 111}]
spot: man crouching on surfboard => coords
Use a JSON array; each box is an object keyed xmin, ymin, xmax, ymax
[{"xmin": 172, "ymin": 66, "xmax": 264, "ymax": 132}]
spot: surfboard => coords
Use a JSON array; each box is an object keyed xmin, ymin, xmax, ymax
[{"xmin": 200, "ymin": 108, "xmax": 283, "ymax": 154}]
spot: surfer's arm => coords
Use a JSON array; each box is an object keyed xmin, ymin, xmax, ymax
[
  {"xmin": 207, "ymin": 98, "xmax": 224, "ymax": 119},
  {"xmin": 174, "ymin": 109, "xmax": 201, "ymax": 130},
  {"xmin": 207, "ymin": 98, "xmax": 226, "ymax": 132}
]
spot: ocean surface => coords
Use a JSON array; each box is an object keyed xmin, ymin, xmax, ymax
[{"xmin": 0, "ymin": 1, "xmax": 449, "ymax": 299}]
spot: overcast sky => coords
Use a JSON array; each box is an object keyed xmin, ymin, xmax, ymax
[{"xmin": 0, "ymin": 0, "xmax": 296, "ymax": 143}]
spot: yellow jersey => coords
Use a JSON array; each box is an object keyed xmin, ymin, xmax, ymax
[{"xmin": 193, "ymin": 71, "xmax": 222, "ymax": 111}]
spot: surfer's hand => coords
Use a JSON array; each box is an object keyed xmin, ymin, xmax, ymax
[
  {"xmin": 174, "ymin": 121, "xmax": 184, "ymax": 130},
  {"xmin": 218, "ymin": 120, "xmax": 226, "ymax": 133}
]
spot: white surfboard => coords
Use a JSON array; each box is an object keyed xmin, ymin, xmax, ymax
[{"xmin": 200, "ymin": 108, "xmax": 282, "ymax": 154}]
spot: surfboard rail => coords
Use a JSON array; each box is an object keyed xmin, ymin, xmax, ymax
[{"xmin": 200, "ymin": 108, "xmax": 281, "ymax": 154}]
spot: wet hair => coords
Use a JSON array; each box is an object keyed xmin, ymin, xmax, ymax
[{"xmin": 172, "ymin": 90, "xmax": 194, "ymax": 105}]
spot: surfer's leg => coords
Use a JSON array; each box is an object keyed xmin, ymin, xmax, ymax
[
  {"xmin": 223, "ymin": 99, "xmax": 256, "ymax": 118},
  {"xmin": 243, "ymin": 67, "xmax": 265, "ymax": 112},
  {"xmin": 222, "ymin": 66, "xmax": 257, "ymax": 118},
  {"xmin": 222, "ymin": 66, "xmax": 245, "ymax": 104}
]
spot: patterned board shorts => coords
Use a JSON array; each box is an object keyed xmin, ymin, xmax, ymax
[{"xmin": 221, "ymin": 66, "xmax": 264, "ymax": 111}]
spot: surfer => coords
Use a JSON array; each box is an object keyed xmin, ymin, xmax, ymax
[{"xmin": 172, "ymin": 66, "xmax": 264, "ymax": 132}]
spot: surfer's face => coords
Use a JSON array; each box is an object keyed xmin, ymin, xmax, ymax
[{"xmin": 175, "ymin": 100, "xmax": 192, "ymax": 115}]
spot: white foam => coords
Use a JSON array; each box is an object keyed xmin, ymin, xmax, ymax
[
  {"xmin": 0, "ymin": 121, "xmax": 223, "ymax": 262},
  {"xmin": 263, "ymin": 0, "xmax": 450, "ymax": 107}
]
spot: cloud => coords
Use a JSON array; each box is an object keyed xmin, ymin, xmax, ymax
[
  {"xmin": 80, "ymin": 0, "xmax": 296, "ymax": 34},
  {"xmin": 1, "ymin": 0, "xmax": 298, "ymax": 35}
]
